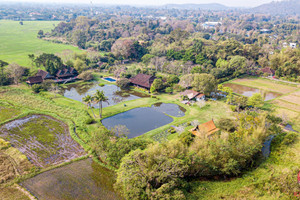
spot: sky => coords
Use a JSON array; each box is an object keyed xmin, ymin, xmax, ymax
[{"xmin": 1, "ymin": 0, "xmax": 281, "ymax": 8}]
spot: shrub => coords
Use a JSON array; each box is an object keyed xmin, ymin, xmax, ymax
[
  {"xmin": 78, "ymin": 71, "xmax": 94, "ymax": 81},
  {"xmin": 116, "ymin": 78, "xmax": 130, "ymax": 89},
  {"xmin": 98, "ymin": 83, "xmax": 105, "ymax": 87},
  {"xmin": 31, "ymin": 84, "xmax": 43, "ymax": 93},
  {"xmin": 165, "ymin": 87, "xmax": 173, "ymax": 94}
]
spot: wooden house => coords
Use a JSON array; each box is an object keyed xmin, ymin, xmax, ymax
[
  {"xmin": 36, "ymin": 69, "xmax": 55, "ymax": 80},
  {"xmin": 26, "ymin": 76, "xmax": 43, "ymax": 85},
  {"xmin": 130, "ymin": 74, "xmax": 156, "ymax": 90},
  {"xmin": 56, "ymin": 67, "xmax": 78, "ymax": 79},
  {"xmin": 189, "ymin": 120, "xmax": 219, "ymax": 137},
  {"xmin": 180, "ymin": 90, "xmax": 205, "ymax": 101}
]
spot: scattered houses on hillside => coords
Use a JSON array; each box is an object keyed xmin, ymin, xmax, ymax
[
  {"xmin": 130, "ymin": 73, "xmax": 156, "ymax": 90},
  {"xmin": 189, "ymin": 120, "xmax": 219, "ymax": 137},
  {"xmin": 26, "ymin": 67, "xmax": 78, "ymax": 85}
]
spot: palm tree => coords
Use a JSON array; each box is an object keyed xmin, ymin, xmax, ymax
[
  {"xmin": 82, "ymin": 95, "xmax": 96, "ymax": 118},
  {"xmin": 93, "ymin": 90, "xmax": 109, "ymax": 118}
]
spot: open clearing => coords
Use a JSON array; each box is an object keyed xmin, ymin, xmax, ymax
[
  {"xmin": 0, "ymin": 20, "xmax": 82, "ymax": 66},
  {"xmin": 231, "ymin": 78, "xmax": 297, "ymax": 94},
  {"xmin": 0, "ymin": 115, "xmax": 85, "ymax": 168}
]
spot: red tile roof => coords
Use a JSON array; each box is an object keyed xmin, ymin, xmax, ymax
[{"xmin": 189, "ymin": 120, "xmax": 219, "ymax": 137}]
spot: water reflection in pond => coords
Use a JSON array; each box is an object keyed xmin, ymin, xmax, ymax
[
  {"xmin": 223, "ymin": 83, "xmax": 282, "ymax": 101},
  {"xmin": 152, "ymin": 103, "xmax": 186, "ymax": 117},
  {"xmin": 21, "ymin": 159, "xmax": 122, "ymax": 200},
  {"xmin": 102, "ymin": 103, "xmax": 185, "ymax": 138},
  {"xmin": 61, "ymin": 82, "xmax": 149, "ymax": 108}
]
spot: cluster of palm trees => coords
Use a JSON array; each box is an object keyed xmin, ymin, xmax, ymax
[{"xmin": 82, "ymin": 90, "xmax": 109, "ymax": 118}]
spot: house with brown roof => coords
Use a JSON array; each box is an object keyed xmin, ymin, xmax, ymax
[
  {"xmin": 130, "ymin": 73, "xmax": 156, "ymax": 90},
  {"xmin": 26, "ymin": 76, "xmax": 43, "ymax": 85},
  {"xmin": 260, "ymin": 67, "xmax": 275, "ymax": 77},
  {"xmin": 189, "ymin": 120, "xmax": 219, "ymax": 137},
  {"xmin": 56, "ymin": 67, "xmax": 78, "ymax": 79},
  {"xmin": 26, "ymin": 67, "xmax": 78, "ymax": 85},
  {"xmin": 180, "ymin": 90, "xmax": 205, "ymax": 101},
  {"xmin": 36, "ymin": 69, "xmax": 55, "ymax": 80}
]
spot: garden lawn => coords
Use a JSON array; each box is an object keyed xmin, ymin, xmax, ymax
[{"xmin": 0, "ymin": 20, "xmax": 82, "ymax": 67}]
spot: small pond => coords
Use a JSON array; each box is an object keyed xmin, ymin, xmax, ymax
[
  {"xmin": 62, "ymin": 82, "xmax": 149, "ymax": 108},
  {"xmin": 21, "ymin": 158, "xmax": 122, "ymax": 200},
  {"xmin": 223, "ymin": 83, "xmax": 282, "ymax": 101},
  {"xmin": 103, "ymin": 77, "xmax": 116, "ymax": 82},
  {"xmin": 102, "ymin": 103, "xmax": 185, "ymax": 138}
]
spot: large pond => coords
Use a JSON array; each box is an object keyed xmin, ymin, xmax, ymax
[
  {"xmin": 102, "ymin": 103, "xmax": 186, "ymax": 138},
  {"xmin": 62, "ymin": 82, "xmax": 149, "ymax": 108},
  {"xmin": 223, "ymin": 83, "xmax": 282, "ymax": 101},
  {"xmin": 21, "ymin": 158, "xmax": 122, "ymax": 200}
]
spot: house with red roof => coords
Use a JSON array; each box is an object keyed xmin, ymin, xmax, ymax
[{"xmin": 189, "ymin": 120, "xmax": 219, "ymax": 137}]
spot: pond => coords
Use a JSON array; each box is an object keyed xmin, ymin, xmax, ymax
[
  {"xmin": 103, "ymin": 77, "xmax": 116, "ymax": 82},
  {"xmin": 21, "ymin": 158, "xmax": 122, "ymax": 200},
  {"xmin": 61, "ymin": 82, "xmax": 149, "ymax": 108},
  {"xmin": 223, "ymin": 83, "xmax": 282, "ymax": 101},
  {"xmin": 102, "ymin": 103, "xmax": 186, "ymax": 138}
]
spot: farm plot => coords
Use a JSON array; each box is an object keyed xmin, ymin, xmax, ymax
[
  {"xmin": 232, "ymin": 78, "xmax": 297, "ymax": 94},
  {"xmin": 0, "ymin": 115, "xmax": 86, "ymax": 168},
  {"xmin": 0, "ymin": 102, "xmax": 22, "ymax": 123}
]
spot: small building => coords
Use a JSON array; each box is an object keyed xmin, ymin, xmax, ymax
[
  {"xmin": 202, "ymin": 22, "xmax": 222, "ymax": 29},
  {"xmin": 189, "ymin": 120, "xmax": 219, "ymax": 137},
  {"xmin": 130, "ymin": 74, "xmax": 156, "ymax": 90},
  {"xmin": 36, "ymin": 69, "xmax": 55, "ymax": 80},
  {"xmin": 26, "ymin": 76, "xmax": 43, "ymax": 85},
  {"xmin": 260, "ymin": 67, "xmax": 275, "ymax": 76},
  {"xmin": 260, "ymin": 29, "xmax": 272, "ymax": 34},
  {"xmin": 180, "ymin": 90, "xmax": 205, "ymax": 101},
  {"xmin": 290, "ymin": 43, "xmax": 297, "ymax": 49}
]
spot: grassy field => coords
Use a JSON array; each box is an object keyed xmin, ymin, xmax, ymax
[{"xmin": 0, "ymin": 20, "xmax": 82, "ymax": 67}]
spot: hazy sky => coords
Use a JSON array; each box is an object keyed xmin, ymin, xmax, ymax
[{"xmin": 1, "ymin": 0, "xmax": 280, "ymax": 7}]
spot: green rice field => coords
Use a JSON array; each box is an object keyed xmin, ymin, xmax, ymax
[{"xmin": 0, "ymin": 20, "xmax": 82, "ymax": 67}]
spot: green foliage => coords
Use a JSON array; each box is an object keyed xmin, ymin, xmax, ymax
[
  {"xmin": 78, "ymin": 71, "xmax": 94, "ymax": 81},
  {"xmin": 167, "ymin": 75, "xmax": 180, "ymax": 86},
  {"xmin": 217, "ymin": 118, "xmax": 236, "ymax": 132},
  {"xmin": 90, "ymin": 127, "xmax": 151, "ymax": 168},
  {"xmin": 34, "ymin": 53, "xmax": 63, "ymax": 75},
  {"xmin": 115, "ymin": 141, "xmax": 189, "ymax": 200},
  {"xmin": 248, "ymin": 93, "xmax": 264, "ymax": 108},
  {"xmin": 150, "ymin": 78, "xmax": 164, "ymax": 93},
  {"xmin": 31, "ymin": 84, "xmax": 44, "ymax": 93},
  {"xmin": 116, "ymin": 78, "xmax": 130, "ymax": 89},
  {"xmin": 178, "ymin": 131, "xmax": 195, "ymax": 146},
  {"xmin": 192, "ymin": 73, "xmax": 217, "ymax": 95}
]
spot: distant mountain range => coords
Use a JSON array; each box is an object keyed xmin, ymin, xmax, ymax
[
  {"xmin": 162, "ymin": 3, "xmax": 230, "ymax": 10},
  {"xmin": 250, "ymin": 0, "xmax": 300, "ymax": 15},
  {"xmin": 160, "ymin": 1, "xmax": 300, "ymax": 15}
]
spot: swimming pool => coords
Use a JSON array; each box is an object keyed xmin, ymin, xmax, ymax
[{"xmin": 103, "ymin": 77, "xmax": 116, "ymax": 82}]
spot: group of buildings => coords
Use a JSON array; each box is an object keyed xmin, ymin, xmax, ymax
[{"xmin": 26, "ymin": 67, "xmax": 78, "ymax": 85}]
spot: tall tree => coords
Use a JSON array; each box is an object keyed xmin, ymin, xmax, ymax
[
  {"xmin": 0, "ymin": 60, "xmax": 9, "ymax": 86},
  {"xmin": 83, "ymin": 95, "xmax": 96, "ymax": 118},
  {"xmin": 93, "ymin": 90, "xmax": 109, "ymax": 118},
  {"xmin": 5, "ymin": 63, "xmax": 25, "ymax": 85}
]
